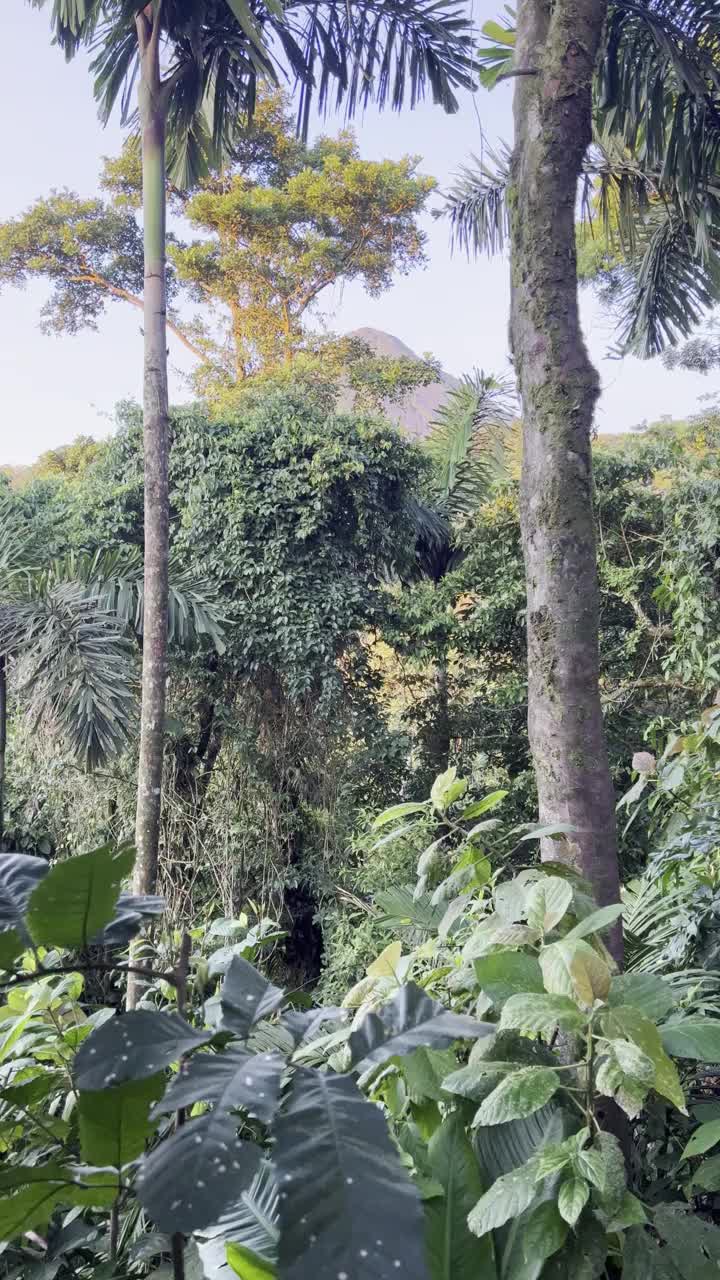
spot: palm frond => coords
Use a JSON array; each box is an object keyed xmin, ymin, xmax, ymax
[
  {"xmin": 43, "ymin": 547, "xmax": 227, "ymax": 653},
  {"xmin": 424, "ymin": 370, "xmax": 515, "ymax": 519},
  {"xmin": 29, "ymin": 0, "xmax": 103, "ymax": 55},
  {"xmin": 0, "ymin": 583, "xmax": 136, "ymax": 771},
  {"xmin": 441, "ymin": 142, "xmax": 510, "ymax": 257},
  {"xmin": 80, "ymin": 0, "xmax": 475, "ymax": 191},
  {"xmin": 623, "ymin": 875, "xmax": 691, "ymax": 971},
  {"xmin": 195, "ymin": 1161, "xmax": 279, "ymax": 1276},
  {"xmin": 614, "ymin": 204, "xmax": 720, "ymax": 356},
  {"xmin": 599, "ymin": 0, "xmax": 720, "ymax": 193}
]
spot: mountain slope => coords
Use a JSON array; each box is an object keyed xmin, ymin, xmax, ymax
[{"xmin": 347, "ymin": 327, "xmax": 458, "ymax": 440}]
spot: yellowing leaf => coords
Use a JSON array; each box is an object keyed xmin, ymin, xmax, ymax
[
  {"xmin": 367, "ymin": 943, "xmax": 402, "ymax": 980},
  {"xmin": 525, "ymin": 877, "xmax": 573, "ymax": 932},
  {"xmin": 602, "ymin": 1007, "xmax": 686, "ymax": 1113},
  {"xmin": 540, "ymin": 939, "xmax": 610, "ymax": 1006}
]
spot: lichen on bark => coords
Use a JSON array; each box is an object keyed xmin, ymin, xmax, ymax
[{"xmin": 510, "ymin": 0, "xmax": 622, "ymax": 961}]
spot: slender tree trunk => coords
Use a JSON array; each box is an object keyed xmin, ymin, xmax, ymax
[
  {"xmin": 426, "ymin": 656, "xmax": 451, "ymax": 779},
  {"xmin": 131, "ymin": 9, "xmax": 170, "ymax": 1006},
  {"xmin": 0, "ymin": 654, "xmax": 6, "ymax": 843},
  {"xmin": 510, "ymin": 0, "xmax": 622, "ymax": 961}
]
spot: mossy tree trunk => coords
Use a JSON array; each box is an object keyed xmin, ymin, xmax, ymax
[{"xmin": 510, "ymin": 0, "xmax": 622, "ymax": 961}]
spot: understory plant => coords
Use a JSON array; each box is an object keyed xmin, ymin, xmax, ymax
[
  {"xmin": 4, "ymin": 772, "xmax": 720, "ymax": 1279},
  {"xmin": 324, "ymin": 768, "xmax": 720, "ymax": 1277}
]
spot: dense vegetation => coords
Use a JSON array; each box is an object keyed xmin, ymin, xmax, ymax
[{"xmin": 4, "ymin": 0, "xmax": 720, "ymax": 1278}]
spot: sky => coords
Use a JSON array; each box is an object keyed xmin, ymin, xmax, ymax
[{"xmin": 0, "ymin": 1, "xmax": 715, "ymax": 464}]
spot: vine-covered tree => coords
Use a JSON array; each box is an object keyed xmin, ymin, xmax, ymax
[{"xmin": 33, "ymin": 0, "xmax": 475, "ymax": 929}]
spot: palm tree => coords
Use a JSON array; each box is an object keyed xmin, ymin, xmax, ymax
[
  {"xmin": 408, "ymin": 372, "xmax": 514, "ymax": 772},
  {"xmin": 0, "ymin": 508, "xmax": 225, "ymax": 842},
  {"xmin": 445, "ymin": 2, "xmax": 720, "ymax": 359},
  {"xmin": 33, "ymin": 0, "xmax": 476, "ymax": 902}
]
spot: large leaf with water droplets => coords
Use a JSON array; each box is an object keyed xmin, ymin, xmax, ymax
[
  {"xmin": 0, "ymin": 853, "xmax": 47, "ymax": 933},
  {"xmin": 220, "ymin": 957, "xmax": 286, "ymax": 1039},
  {"xmin": 137, "ymin": 1118, "xmax": 262, "ymax": 1235},
  {"xmin": 349, "ymin": 983, "xmax": 491, "ymax": 1072},
  {"xmin": 74, "ymin": 1011, "xmax": 211, "ymax": 1091},
  {"xmin": 153, "ymin": 1048, "xmax": 285, "ymax": 1126},
  {"xmin": 273, "ymin": 1069, "xmax": 429, "ymax": 1280}
]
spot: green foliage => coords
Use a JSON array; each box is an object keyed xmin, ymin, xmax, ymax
[
  {"xmin": 452, "ymin": 3, "xmax": 720, "ymax": 356},
  {"xmin": 0, "ymin": 841, "xmax": 496, "ymax": 1279}
]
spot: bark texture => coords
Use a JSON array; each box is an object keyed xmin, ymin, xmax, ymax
[
  {"xmin": 133, "ymin": 10, "xmax": 170, "ymax": 911},
  {"xmin": 510, "ymin": 0, "xmax": 622, "ymax": 958}
]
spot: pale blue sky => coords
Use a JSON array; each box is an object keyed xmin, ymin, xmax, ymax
[{"xmin": 0, "ymin": 1, "xmax": 714, "ymax": 464}]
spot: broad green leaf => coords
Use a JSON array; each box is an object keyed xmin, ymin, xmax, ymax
[
  {"xmin": 372, "ymin": 802, "xmax": 427, "ymax": 830},
  {"xmin": 540, "ymin": 939, "xmax": 611, "ymax": 1005},
  {"xmin": 1, "ymin": 1072, "xmax": 64, "ymax": 1111},
  {"xmin": 463, "ymin": 917, "xmax": 541, "ymax": 961},
  {"xmin": 367, "ymin": 942, "xmax": 403, "ymax": 979},
  {"xmin": 0, "ymin": 1164, "xmax": 78, "ymax": 1192},
  {"xmin": 563, "ymin": 903, "xmax": 624, "ymax": 942},
  {"xmin": 682, "ymin": 1119, "xmax": 720, "ymax": 1160},
  {"xmin": 605, "ymin": 1192, "xmax": 646, "ymax": 1230},
  {"xmin": 274, "ymin": 1069, "xmax": 428, "ymax": 1280},
  {"xmin": 475, "ymin": 1067, "xmax": 560, "ymax": 1127},
  {"xmin": 0, "ymin": 928, "xmax": 24, "ymax": 971},
  {"xmin": 137, "ymin": 1119, "xmax": 262, "ymax": 1234},
  {"xmin": 557, "ymin": 1177, "xmax": 589, "ymax": 1227},
  {"xmin": 534, "ymin": 1130, "xmax": 589, "ymax": 1179},
  {"xmin": 0, "ymin": 1183, "xmax": 66, "ymax": 1241},
  {"xmin": 226, "ymin": 1243, "xmax": 276, "ymax": 1280},
  {"xmin": 431, "ymin": 768, "xmax": 466, "ymax": 814},
  {"xmin": 589, "ymin": 1132, "xmax": 626, "ymax": 1216},
  {"xmin": 0, "ymin": 1166, "xmax": 114, "ymax": 1241},
  {"xmin": 402, "ymin": 1047, "xmax": 457, "ymax": 1103},
  {"xmin": 608, "ymin": 973, "xmax": 676, "ymax": 1022},
  {"xmin": 78, "ymin": 1075, "xmax": 165, "ymax": 1167},
  {"xmin": 0, "ymin": 854, "xmax": 47, "ymax": 933},
  {"xmin": 348, "ymin": 983, "xmax": 491, "ymax": 1073},
  {"xmin": 602, "ymin": 1007, "xmax": 685, "ymax": 1112},
  {"xmin": 526, "ymin": 877, "xmax": 573, "ymax": 933},
  {"xmin": 442, "ymin": 1060, "xmax": 516, "ymax": 1104},
  {"xmin": 522, "ymin": 1201, "xmax": 568, "ymax": 1265},
  {"xmin": 689, "ymin": 1154, "xmax": 720, "ymax": 1192},
  {"xmin": 654, "ymin": 1203, "xmax": 720, "ymax": 1279},
  {"xmin": 74, "ymin": 1011, "xmax": 211, "ymax": 1090},
  {"xmin": 152, "ymin": 1048, "xmax": 285, "ymax": 1127},
  {"xmin": 473, "ymin": 951, "xmax": 544, "ymax": 1005},
  {"xmin": 500, "ymin": 993, "xmax": 586, "ymax": 1039},
  {"xmin": 608, "ymin": 1038, "xmax": 656, "ymax": 1085},
  {"xmin": 425, "ymin": 1112, "xmax": 495, "ymax": 1280},
  {"xmin": 27, "ymin": 844, "xmax": 134, "ymax": 949},
  {"xmin": 460, "ymin": 791, "xmax": 507, "ymax": 820},
  {"xmin": 622, "ymin": 1228, "xmax": 671, "ymax": 1280},
  {"xmin": 220, "ymin": 956, "xmax": 285, "ymax": 1039},
  {"xmin": 494, "ymin": 878, "xmax": 528, "ymax": 923},
  {"xmin": 661, "ymin": 1017, "xmax": 720, "ymax": 1062},
  {"xmin": 467, "ymin": 1160, "xmax": 539, "ymax": 1237}
]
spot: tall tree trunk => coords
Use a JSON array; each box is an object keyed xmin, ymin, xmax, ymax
[
  {"xmin": 131, "ymin": 9, "xmax": 170, "ymax": 1004},
  {"xmin": 510, "ymin": 0, "xmax": 622, "ymax": 961}
]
